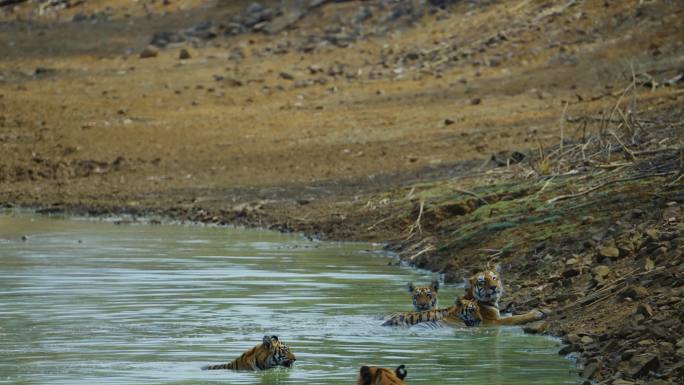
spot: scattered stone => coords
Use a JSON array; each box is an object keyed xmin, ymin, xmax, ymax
[
  {"xmin": 523, "ymin": 321, "xmax": 547, "ymax": 334},
  {"xmin": 612, "ymin": 380, "xmax": 635, "ymax": 385},
  {"xmin": 444, "ymin": 118, "xmax": 455, "ymax": 126},
  {"xmin": 280, "ymin": 72, "xmax": 295, "ymax": 80},
  {"xmin": 139, "ymin": 47, "xmax": 158, "ymax": 59},
  {"xmin": 628, "ymin": 354, "xmax": 660, "ymax": 378},
  {"xmin": 470, "ymin": 97, "xmax": 482, "ymax": 105},
  {"xmin": 620, "ymin": 286, "xmax": 649, "ymax": 300},
  {"xmin": 21, "ymin": 235, "xmax": 28, "ymax": 242},
  {"xmin": 582, "ymin": 361, "xmax": 601, "ymax": 379},
  {"xmin": 635, "ymin": 303, "xmax": 654, "ymax": 318},
  {"xmin": 592, "ymin": 265, "xmax": 611, "ymax": 280},
  {"xmin": 558, "ymin": 344, "xmax": 578, "ymax": 355},
  {"xmin": 598, "ymin": 246, "xmax": 620, "ymax": 259},
  {"xmin": 179, "ymin": 49, "xmax": 191, "ymax": 60},
  {"xmin": 580, "ymin": 335, "xmax": 594, "ymax": 345},
  {"xmin": 642, "ymin": 257, "xmax": 655, "ymax": 272}
]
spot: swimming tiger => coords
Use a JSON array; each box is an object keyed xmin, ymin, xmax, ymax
[
  {"xmin": 357, "ymin": 364, "xmax": 408, "ymax": 385},
  {"xmin": 407, "ymin": 280, "xmax": 439, "ymax": 311},
  {"xmin": 463, "ymin": 267, "xmax": 545, "ymax": 325},
  {"xmin": 202, "ymin": 335, "xmax": 296, "ymax": 370},
  {"xmin": 382, "ymin": 296, "xmax": 483, "ymax": 327}
]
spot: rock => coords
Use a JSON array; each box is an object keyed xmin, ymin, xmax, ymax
[
  {"xmin": 628, "ymin": 354, "xmax": 660, "ymax": 378},
  {"xmin": 562, "ymin": 268, "xmax": 581, "ymax": 278},
  {"xmin": 179, "ymin": 49, "xmax": 191, "ymax": 60},
  {"xmin": 642, "ymin": 257, "xmax": 655, "ymax": 272},
  {"xmin": 621, "ymin": 286, "xmax": 649, "ymax": 300},
  {"xmin": 558, "ymin": 344, "xmax": 578, "ymax": 355},
  {"xmin": 612, "ymin": 380, "xmax": 635, "ymax": 385},
  {"xmin": 279, "ymin": 72, "xmax": 295, "ymax": 80},
  {"xmin": 592, "ymin": 265, "xmax": 611, "ymax": 279},
  {"xmin": 444, "ymin": 118, "xmax": 455, "ymax": 126},
  {"xmin": 598, "ymin": 246, "xmax": 620, "ymax": 259},
  {"xmin": 581, "ymin": 335, "xmax": 595, "ymax": 344},
  {"xmin": 139, "ymin": 47, "xmax": 158, "ymax": 59},
  {"xmin": 470, "ymin": 97, "xmax": 482, "ymax": 105},
  {"xmin": 635, "ymin": 303, "xmax": 654, "ymax": 318},
  {"xmin": 637, "ymin": 339, "xmax": 654, "ymax": 347},
  {"xmin": 621, "ymin": 350, "xmax": 636, "ymax": 361},
  {"xmin": 21, "ymin": 235, "xmax": 28, "ymax": 242},
  {"xmin": 523, "ymin": 321, "xmax": 547, "ymax": 334},
  {"xmin": 582, "ymin": 361, "xmax": 601, "ymax": 379}
]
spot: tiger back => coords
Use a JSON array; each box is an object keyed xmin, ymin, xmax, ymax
[
  {"xmin": 357, "ymin": 364, "xmax": 408, "ymax": 385},
  {"xmin": 382, "ymin": 297, "xmax": 482, "ymax": 327},
  {"xmin": 202, "ymin": 335, "xmax": 296, "ymax": 371},
  {"xmin": 407, "ymin": 280, "xmax": 439, "ymax": 311}
]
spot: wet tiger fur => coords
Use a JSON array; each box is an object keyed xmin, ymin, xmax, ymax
[
  {"xmin": 407, "ymin": 280, "xmax": 439, "ymax": 311},
  {"xmin": 463, "ymin": 267, "xmax": 545, "ymax": 325},
  {"xmin": 357, "ymin": 364, "xmax": 408, "ymax": 385},
  {"xmin": 202, "ymin": 335, "xmax": 296, "ymax": 371},
  {"xmin": 382, "ymin": 297, "xmax": 482, "ymax": 327}
]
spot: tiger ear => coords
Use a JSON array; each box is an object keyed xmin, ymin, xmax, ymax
[
  {"xmin": 431, "ymin": 280, "xmax": 439, "ymax": 292},
  {"xmin": 359, "ymin": 366, "xmax": 373, "ymax": 385},
  {"xmin": 395, "ymin": 364, "xmax": 407, "ymax": 380},
  {"xmin": 262, "ymin": 335, "xmax": 273, "ymax": 347},
  {"xmin": 407, "ymin": 282, "xmax": 415, "ymax": 292}
]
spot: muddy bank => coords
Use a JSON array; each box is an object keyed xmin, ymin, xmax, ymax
[{"xmin": 2, "ymin": 0, "xmax": 684, "ymax": 384}]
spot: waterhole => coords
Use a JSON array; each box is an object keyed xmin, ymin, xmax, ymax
[{"xmin": 0, "ymin": 214, "xmax": 578, "ymax": 384}]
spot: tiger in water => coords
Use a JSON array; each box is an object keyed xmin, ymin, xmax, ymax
[
  {"xmin": 357, "ymin": 364, "xmax": 408, "ymax": 385},
  {"xmin": 407, "ymin": 280, "xmax": 439, "ymax": 311},
  {"xmin": 202, "ymin": 335, "xmax": 296, "ymax": 370},
  {"xmin": 383, "ymin": 296, "xmax": 483, "ymax": 327},
  {"xmin": 463, "ymin": 267, "xmax": 545, "ymax": 325}
]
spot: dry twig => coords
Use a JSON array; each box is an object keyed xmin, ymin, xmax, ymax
[{"xmin": 547, "ymin": 171, "xmax": 676, "ymax": 204}]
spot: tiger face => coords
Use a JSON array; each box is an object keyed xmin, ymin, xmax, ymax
[
  {"xmin": 262, "ymin": 335, "xmax": 296, "ymax": 369},
  {"xmin": 358, "ymin": 364, "xmax": 407, "ymax": 385},
  {"xmin": 408, "ymin": 280, "xmax": 439, "ymax": 311},
  {"xmin": 465, "ymin": 269, "xmax": 502, "ymax": 305},
  {"xmin": 454, "ymin": 297, "xmax": 483, "ymax": 327}
]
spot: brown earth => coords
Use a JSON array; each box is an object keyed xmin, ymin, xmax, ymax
[{"xmin": 1, "ymin": 0, "xmax": 684, "ymax": 384}]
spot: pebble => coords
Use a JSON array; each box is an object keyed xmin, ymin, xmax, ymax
[
  {"xmin": 598, "ymin": 246, "xmax": 620, "ymax": 259},
  {"xmin": 580, "ymin": 335, "xmax": 594, "ymax": 344},
  {"xmin": 139, "ymin": 47, "xmax": 158, "ymax": 59},
  {"xmin": 179, "ymin": 49, "xmax": 191, "ymax": 60},
  {"xmin": 634, "ymin": 303, "xmax": 653, "ymax": 318},
  {"xmin": 592, "ymin": 265, "xmax": 610, "ymax": 279}
]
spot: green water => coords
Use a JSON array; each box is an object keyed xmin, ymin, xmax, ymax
[{"xmin": 0, "ymin": 214, "xmax": 578, "ymax": 385}]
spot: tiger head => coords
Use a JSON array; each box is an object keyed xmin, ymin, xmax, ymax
[
  {"xmin": 407, "ymin": 280, "xmax": 439, "ymax": 311},
  {"xmin": 453, "ymin": 296, "xmax": 483, "ymax": 327},
  {"xmin": 262, "ymin": 335, "xmax": 296, "ymax": 368},
  {"xmin": 357, "ymin": 364, "xmax": 407, "ymax": 385},
  {"xmin": 464, "ymin": 268, "xmax": 503, "ymax": 305}
]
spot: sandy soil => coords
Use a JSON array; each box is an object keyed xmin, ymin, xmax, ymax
[{"xmin": 1, "ymin": 0, "xmax": 684, "ymax": 384}]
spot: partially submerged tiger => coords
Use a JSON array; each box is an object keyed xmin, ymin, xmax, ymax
[
  {"xmin": 387, "ymin": 268, "xmax": 544, "ymax": 327},
  {"xmin": 383, "ymin": 296, "xmax": 483, "ymax": 327},
  {"xmin": 202, "ymin": 335, "xmax": 296, "ymax": 371},
  {"xmin": 408, "ymin": 280, "xmax": 439, "ymax": 311},
  {"xmin": 358, "ymin": 364, "xmax": 408, "ymax": 385}
]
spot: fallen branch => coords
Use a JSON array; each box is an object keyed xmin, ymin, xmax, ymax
[
  {"xmin": 405, "ymin": 199, "xmax": 425, "ymax": 240},
  {"xmin": 547, "ymin": 171, "xmax": 677, "ymax": 204},
  {"xmin": 408, "ymin": 245, "xmax": 435, "ymax": 261}
]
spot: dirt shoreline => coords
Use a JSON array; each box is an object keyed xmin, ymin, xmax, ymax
[{"xmin": 2, "ymin": 1, "xmax": 684, "ymax": 384}]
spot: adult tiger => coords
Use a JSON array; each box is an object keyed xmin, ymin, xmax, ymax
[
  {"xmin": 407, "ymin": 280, "xmax": 440, "ymax": 311},
  {"xmin": 202, "ymin": 335, "xmax": 296, "ymax": 370},
  {"xmin": 463, "ymin": 267, "xmax": 545, "ymax": 325},
  {"xmin": 382, "ymin": 296, "xmax": 483, "ymax": 327},
  {"xmin": 357, "ymin": 364, "xmax": 408, "ymax": 385}
]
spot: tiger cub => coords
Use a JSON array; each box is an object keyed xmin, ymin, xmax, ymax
[
  {"xmin": 407, "ymin": 280, "xmax": 439, "ymax": 311},
  {"xmin": 202, "ymin": 335, "xmax": 296, "ymax": 370},
  {"xmin": 358, "ymin": 364, "xmax": 408, "ymax": 385},
  {"xmin": 383, "ymin": 297, "xmax": 482, "ymax": 327},
  {"xmin": 463, "ymin": 268, "xmax": 544, "ymax": 325}
]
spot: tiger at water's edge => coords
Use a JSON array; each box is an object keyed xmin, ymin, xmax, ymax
[
  {"xmin": 407, "ymin": 280, "xmax": 440, "ymax": 311},
  {"xmin": 202, "ymin": 335, "xmax": 296, "ymax": 371},
  {"xmin": 357, "ymin": 364, "xmax": 408, "ymax": 385},
  {"xmin": 462, "ymin": 266, "xmax": 545, "ymax": 325}
]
